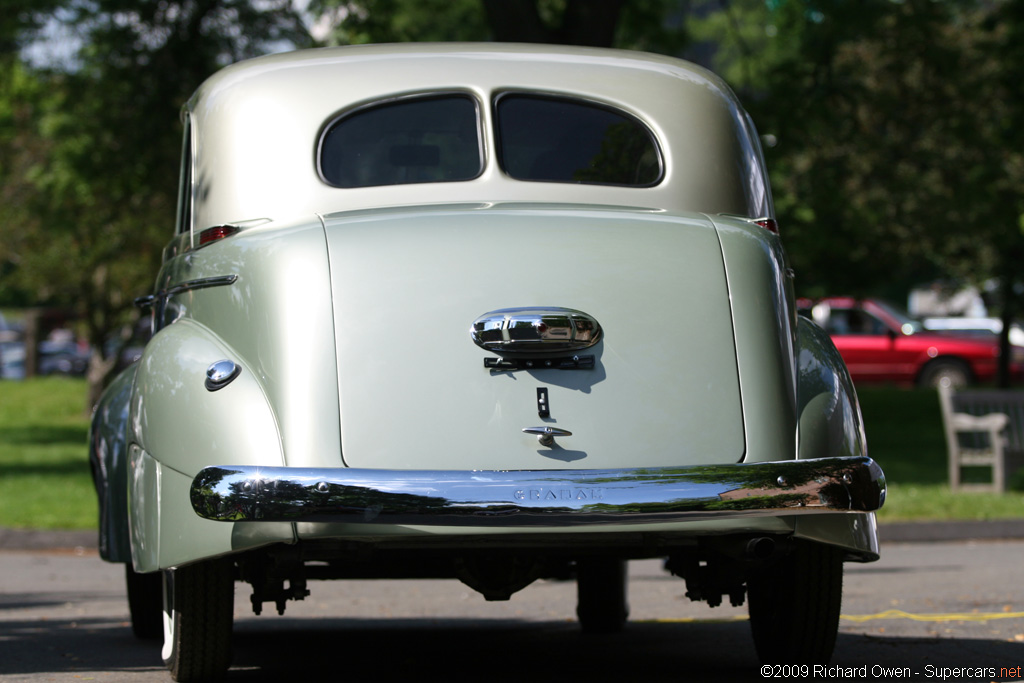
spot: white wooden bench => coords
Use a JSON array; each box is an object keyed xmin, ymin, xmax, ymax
[{"xmin": 937, "ymin": 380, "xmax": 1024, "ymax": 491}]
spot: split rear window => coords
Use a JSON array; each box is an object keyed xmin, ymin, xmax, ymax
[
  {"xmin": 319, "ymin": 95, "xmax": 482, "ymax": 188},
  {"xmin": 494, "ymin": 94, "xmax": 661, "ymax": 186},
  {"xmin": 318, "ymin": 93, "xmax": 662, "ymax": 189}
]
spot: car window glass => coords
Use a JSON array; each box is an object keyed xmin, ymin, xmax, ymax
[
  {"xmin": 319, "ymin": 95, "xmax": 482, "ymax": 188},
  {"xmin": 495, "ymin": 94, "xmax": 662, "ymax": 186},
  {"xmin": 826, "ymin": 309, "xmax": 889, "ymax": 336},
  {"xmin": 871, "ymin": 299, "xmax": 923, "ymax": 334}
]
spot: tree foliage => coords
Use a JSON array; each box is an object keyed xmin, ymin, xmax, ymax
[
  {"xmin": 694, "ymin": 0, "xmax": 1024, "ymax": 308},
  {"xmin": 310, "ymin": 0, "xmax": 490, "ymax": 43},
  {"xmin": 5, "ymin": 0, "xmax": 1024, "ymax": 394},
  {"xmin": 692, "ymin": 0, "xmax": 1024, "ymax": 384},
  {"xmin": 0, "ymin": 0, "xmax": 64, "ymax": 56},
  {"xmin": 309, "ymin": 0, "xmax": 689, "ymax": 52},
  {"xmin": 0, "ymin": 0, "xmax": 310, "ymax": 406}
]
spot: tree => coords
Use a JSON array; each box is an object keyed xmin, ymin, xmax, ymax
[
  {"xmin": 309, "ymin": 0, "xmax": 688, "ymax": 53},
  {"xmin": 481, "ymin": 0, "xmax": 625, "ymax": 46},
  {"xmin": 310, "ymin": 0, "xmax": 490, "ymax": 43},
  {"xmin": 693, "ymin": 0, "xmax": 1024, "ymax": 385},
  {"xmin": 0, "ymin": 1, "xmax": 311, "ymax": 407},
  {"xmin": 0, "ymin": 0, "xmax": 64, "ymax": 56}
]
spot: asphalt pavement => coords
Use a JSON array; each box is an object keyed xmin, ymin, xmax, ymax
[
  {"xmin": 2, "ymin": 534, "xmax": 1023, "ymax": 682},
  {"xmin": 3, "ymin": 519, "xmax": 1024, "ymax": 551}
]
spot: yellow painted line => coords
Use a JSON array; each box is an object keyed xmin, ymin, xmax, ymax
[
  {"xmin": 641, "ymin": 610, "xmax": 1024, "ymax": 624},
  {"xmin": 840, "ymin": 609, "xmax": 1024, "ymax": 623}
]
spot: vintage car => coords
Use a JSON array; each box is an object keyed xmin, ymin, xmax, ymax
[
  {"xmin": 89, "ymin": 44, "xmax": 885, "ymax": 680},
  {"xmin": 799, "ymin": 296, "xmax": 1022, "ymax": 387}
]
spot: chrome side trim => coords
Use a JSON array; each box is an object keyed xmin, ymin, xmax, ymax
[
  {"xmin": 136, "ymin": 275, "xmax": 238, "ymax": 332},
  {"xmin": 136, "ymin": 275, "xmax": 239, "ymax": 309},
  {"xmin": 190, "ymin": 456, "xmax": 885, "ymax": 526},
  {"xmin": 165, "ymin": 274, "xmax": 239, "ymax": 297}
]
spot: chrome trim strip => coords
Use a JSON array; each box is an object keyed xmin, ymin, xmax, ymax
[
  {"xmin": 137, "ymin": 275, "xmax": 239, "ymax": 330},
  {"xmin": 135, "ymin": 276, "xmax": 238, "ymax": 310},
  {"xmin": 165, "ymin": 274, "xmax": 239, "ymax": 297},
  {"xmin": 190, "ymin": 456, "xmax": 885, "ymax": 526}
]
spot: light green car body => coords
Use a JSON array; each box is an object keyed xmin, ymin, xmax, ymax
[{"xmin": 90, "ymin": 44, "xmax": 882, "ymax": 598}]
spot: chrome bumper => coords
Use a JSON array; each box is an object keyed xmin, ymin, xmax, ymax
[{"xmin": 190, "ymin": 456, "xmax": 885, "ymax": 526}]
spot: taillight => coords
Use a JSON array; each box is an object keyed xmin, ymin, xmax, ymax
[
  {"xmin": 198, "ymin": 225, "xmax": 240, "ymax": 247},
  {"xmin": 754, "ymin": 218, "xmax": 779, "ymax": 235}
]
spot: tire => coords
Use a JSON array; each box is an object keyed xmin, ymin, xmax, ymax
[
  {"xmin": 747, "ymin": 540, "xmax": 843, "ymax": 664},
  {"xmin": 125, "ymin": 564, "xmax": 162, "ymax": 640},
  {"xmin": 162, "ymin": 558, "xmax": 235, "ymax": 682},
  {"xmin": 918, "ymin": 359, "xmax": 971, "ymax": 388},
  {"xmin": 576, "ymin": 558, "xmax": 629, "ymax": 634}
]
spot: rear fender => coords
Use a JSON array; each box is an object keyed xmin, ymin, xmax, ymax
[
  {"xmin": 128, "ymin": 320, "xmax": 293, "ymax": 572},
  {"xmin": 793, "ymin": 316, "xmax": 878, "ymax": 560},
  {"xmin": 129, "ymin": 319, "xmax": 284, "ymax": 474},
  {"xmin": 795, "ymin": 316, "xmax": 867, "ymax": 462},
  {"xmin": 89, "ymin": 364, "xmax": 138, "ymax": 563}
]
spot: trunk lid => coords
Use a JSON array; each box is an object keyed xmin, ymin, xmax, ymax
[{"xmin": 323, "ymin": 203, "xmax": 744, "ymax": 470}]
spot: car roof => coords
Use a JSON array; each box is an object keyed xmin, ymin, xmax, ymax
[{"xmin": 184, "ymin": 43, "xmax": 773, "ymax": 230}]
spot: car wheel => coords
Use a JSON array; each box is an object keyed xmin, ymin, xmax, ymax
[
  {"xmin": 125, "ymin": 564, "xmax": 162, "ymax": 640},
  {"xmin": 576, "ymin": 558, "xmax": 629, "ymax": 634},
  {"xmin": 918, "ymin": 359, "xmax": 971, "ymax": 388},
  {"xmin": 747, "ymin": 540, "xmax": 843, "ymax": 664},
  {"xmin": 161, "ymin": 558, "xmax": 234, "ymax": 682}
]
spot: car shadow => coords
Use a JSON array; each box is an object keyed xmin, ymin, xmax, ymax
[
  {"xmin": 2, "ymin": 615, "xmax": 1021, "ymax": 681},
  {"xmin": 231, "ymin": 618, "xmax": 758, "ymax": 680},
  {"xmin": 0, "ymin": 615, "xmax": 164, "ymax": 676}
]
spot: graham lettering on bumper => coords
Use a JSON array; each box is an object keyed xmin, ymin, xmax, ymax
[{"xmin": 190, "ymin": 456, "xmax": 885, "ymax": 526}]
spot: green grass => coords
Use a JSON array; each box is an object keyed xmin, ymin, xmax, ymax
[
  {"xmin": 0, "ymin": 377, "xmax": 96, "ymax": 529},
  {"xmin": 858, "ymin": 386, "xmax": 1024, "ymax": 522},
  {"xmin": 0, "ymin": 379, "xmax": 1020, "ymax": 529}
]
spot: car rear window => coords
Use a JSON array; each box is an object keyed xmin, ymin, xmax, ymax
[
  {"xmin": 495, "ymin": 94, "xmax": 662, "ymax": 186},
  {"xmin": 319, "ymin": 95, "xmax": 483, "ymax": 188}
]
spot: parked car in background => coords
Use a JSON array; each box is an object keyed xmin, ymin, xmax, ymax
[
  {"xmin": 38, "ymin": 337, "xmax": 90, "ymax": 376},
  {"xmin": 0, "ymin": 312, "xmax": 20, "ymax": 378},
  {"xmin": 90, "ymin": 44, "xmax": 885, "ymax": 681},
  {"xmin": 0, "ymin": 313, "xmax": 96, "ymax": 379},
  {"xmin": 799, "ymin": 297, "xmax": 1019, "ymax": 387},
  {"xmin": 922, "ymin": 316, "xmax": 1024, "ymax": 348},
  {"xmin": 0, "ymin": 343, "xmax": 23, "ymax": 379},
  {"xmin": 0, "ymin": 312, "xmax": 15, "ymax": 341},
  {"xmin": 0, "ymin": 334, "xmax": 90, "ymax": 379}
]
